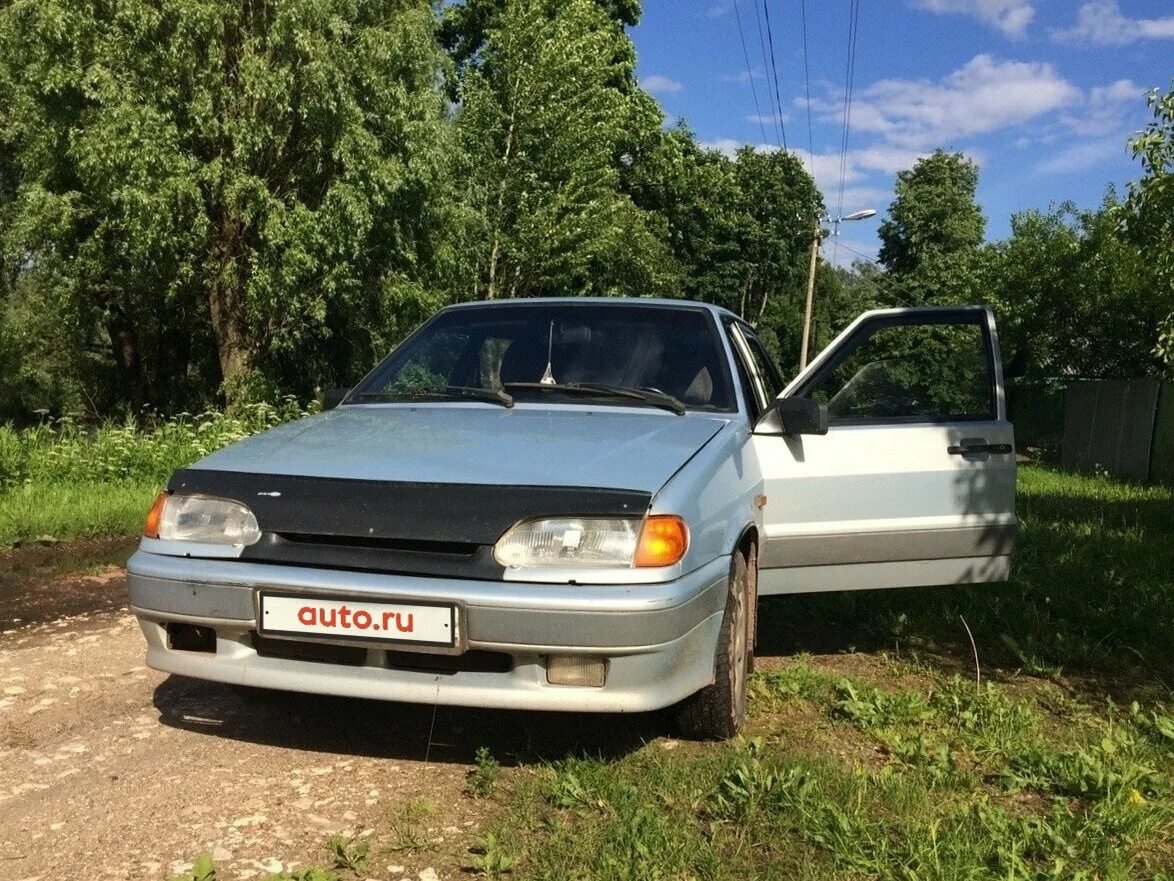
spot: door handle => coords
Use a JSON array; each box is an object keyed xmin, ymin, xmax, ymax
[{"xmin": 947, "ymin": 442, "xmax": 1012, "ymax": 456}]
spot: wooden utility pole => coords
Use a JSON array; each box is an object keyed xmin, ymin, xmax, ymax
[{"xmin": 799, "ymin": 220, "xmax": 822, "ymax": 370}]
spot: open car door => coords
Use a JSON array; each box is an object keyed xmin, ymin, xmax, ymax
[{"xmin": 753, "ymin": 306, "xmax": 1017, "ymax": 595}]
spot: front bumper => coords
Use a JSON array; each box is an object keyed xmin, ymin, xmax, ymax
[{"xmin": 127, "ymin": 550, "xmax": 729, "ymax": 713}]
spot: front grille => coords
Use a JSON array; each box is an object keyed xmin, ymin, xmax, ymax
[
  {"xmin": 276, "ymin": 532, "xmax": 478, "ymax": 557},
  {"xmin": 250, "ymin": 633, "xmax": 512, "ymax": 675},
  {"xmin": 251, "ymin": 632, "xmax": 367, "ymax": 666},
  {"xmin": 238, "ymin": 532, "xmax": 504, "ymax": 579}
]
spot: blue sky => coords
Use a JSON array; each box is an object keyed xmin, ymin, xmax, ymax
[{"xmin": 630, "ymin": 0, "xmax": 1173, "ymax": 265}]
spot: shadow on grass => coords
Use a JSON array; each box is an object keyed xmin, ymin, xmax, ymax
[{"xmin": 152, "ymin": 674, "xmax": 660, "ymax": 767}]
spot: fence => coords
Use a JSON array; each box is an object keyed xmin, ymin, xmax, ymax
[{"xmin": 1009, "ymin": 379, "xmax": 1174, "ymax": 486}]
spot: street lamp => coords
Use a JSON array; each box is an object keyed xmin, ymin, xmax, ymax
[{"xmin": 799, "ymin": 208, "xmax": 877, "ymax": 369}]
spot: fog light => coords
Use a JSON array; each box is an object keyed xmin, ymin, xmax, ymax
[
  {"xmin": 545, "ymin": 655, "xmax": 608, "ymax": 687},
  {"xmin": 166, "ymin": 622, "xmax": 217, "ymax": 653}
]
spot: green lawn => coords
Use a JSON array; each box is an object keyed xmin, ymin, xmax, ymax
[
  {"xmin": 0, "ymin": 403, "xmax": 306, "ymax": 548},
  {"xmin": 0, "ymin": 480, "xmax": 158, "ymax": 546}
]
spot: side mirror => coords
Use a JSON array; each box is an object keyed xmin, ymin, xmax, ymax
[
  {"xmin": 321, "ymin": 388, "xmax": 351, "ymax": 411},
  {"xmin": 776, "ymin": 397, "xmax": 828, "ymax": 436}
]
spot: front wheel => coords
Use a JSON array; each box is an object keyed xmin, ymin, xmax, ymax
[{"xmin": 674, "ymin": 550, "xmax": 750, "ymax": 740}]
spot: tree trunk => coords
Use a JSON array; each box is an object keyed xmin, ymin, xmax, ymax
[
  {"xmin": 207, "ymin": 210, "xmax": 254, "ymax": 399},
  {"xmin": 486, "ymin": 112, "xmax": 516, "ymax": 300},
  {"xmin": 208, "ymin": 279, "xmax": 252, "ymax": 396},
  {"xmin": 205, "ymin": 13, "xmax": 253, "ymax": 402},
  {"xmin": 105, "ymin": 311, "xmax": 145, "ymax": 412}
]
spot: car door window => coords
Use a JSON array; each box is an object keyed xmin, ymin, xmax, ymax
[
  {"xmin": 723, "ymin": 319, "xmax": 767, "ymax": 419},
  {"xmin": 740, "ymin": 330, "xmax": 785, "ymax": 400},
  {"xmin": 796, "ymin": 316, "xmax": 995, "ymax": 425}
]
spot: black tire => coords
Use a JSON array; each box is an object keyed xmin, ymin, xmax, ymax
[
  {"xmin": 745, "ymin": 541, "xmax": 759, "ymax": 674},
  {"xmin": 674, "ymin": 550, "xmax": 751, "ymax": 740}
]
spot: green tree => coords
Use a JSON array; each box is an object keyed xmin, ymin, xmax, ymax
[
  {"xmin": 626, "ymin": 126, "xmax": 747, "ymax": 307},
  {"xmin": 1126, "ymin": 81, "xmax": 1174, "ymax": 371},
  {"xmin": 0, "ymin": 0, "xmax": 449, "ymax": 408},
  {"xmin": 440, "ymin": 0, "xmax": 641, "ymax": 76},
  {"xmin": 625, "ymin": 127, "xmax": 824, "ymax": 370},
  {"xmin": 989, "ymin": 193, "xmax": 1168, "ymax": 379},
  {"xmin": 878, "ymin": 149, "xmax": 986, "ymax": 282},
  {"xmin": 731, "ymin": 147, "xmax": 823, "ymax": 368},
  {"xmin": 455, "ymin": 0, "xmax": 674, "ymax": 300}
]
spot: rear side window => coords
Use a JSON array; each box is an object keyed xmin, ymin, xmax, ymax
[{"xmin": 797, "ymin": 317, "xmax": 995, "ymax": 424}]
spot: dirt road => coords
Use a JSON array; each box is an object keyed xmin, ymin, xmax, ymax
[{"xmin": 0, "ymin": 556, "xmax": 656, "ymax": 880}]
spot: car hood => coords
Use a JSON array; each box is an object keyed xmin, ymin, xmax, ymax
[{"xmin": 189, "ymin": 404, "xmax": 730, "ymax": 493}]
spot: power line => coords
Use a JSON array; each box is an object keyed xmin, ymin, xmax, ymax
[
  {"xmin": 798, "ymin": 0, "xmax": 816, "ymax": 177},
  {"xmin": 732, "ymin": 0, "xmax": 771, "ymax": 147},
  {"xmin": 761, "ymin": 0, "xmax": 789, "ymax": 151},
  {"xmin": 827, "ymin": 240, "xmax": 916, "ymax": 308},
  {"xmin": 750, "ymin": 0, "xmax": 783, "ymax": 148},
  {"xmin": 833, "ymin": 0, "xmax": 862, "ymax": 265}
]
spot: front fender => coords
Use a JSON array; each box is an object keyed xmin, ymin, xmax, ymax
[{"xmin": 651, "ymin": 422, "xmax": 764, "ymax": 572}]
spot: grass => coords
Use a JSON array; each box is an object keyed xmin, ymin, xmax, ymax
[
  {"xmin": 0, "ymin": 400, "xmax": 309, "ymax": 547},
  {"xmin": 0, "ymin": 480, "xmax": 160, "ymax": 546}
]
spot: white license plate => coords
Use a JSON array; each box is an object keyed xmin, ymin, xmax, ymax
[{"xmin": 257, "ymin": 592, "xmax": 456, "ymax": 647}]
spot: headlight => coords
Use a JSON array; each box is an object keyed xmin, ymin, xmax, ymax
[
  {"xmin": 494, "ymin": 515, "xmax": 688, "ymax": 569},
  {"xmin": 143, "ymin": 492, "xmax": 261, "ymax": 546}
]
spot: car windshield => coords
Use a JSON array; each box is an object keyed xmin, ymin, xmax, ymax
[{"xmin": 351, "ymin": 303, "xmax": 737, "ymax": 412}]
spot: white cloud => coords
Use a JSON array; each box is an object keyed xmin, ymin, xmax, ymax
[
  {"xmin": 699, "ymin": 138, "xmax": 776, "ymax": 158},
  {"xmin": 911, "ymin": 0, "xmax": 1035, "ymax": 39},
  {"xmin": 1034, "ymin": 138, "xmax": 1127, "ymax": 175},
  {"xmin": 842, "ymin": 146, "xmax": 930, "ymax": 175},
  {"xmin": 791, "ymin": 147, "xmax": 930, "ymax": 190},
  {"xmin": 721, "ymin": 68, "xmax": 765, "ymax": 85},
  {"xmin": 1060, "ymin": 78, "xmax": 1143, "ymax": 136},
  {"xmin": 1052, "ymin": 1, "xmax": 1174, "ymax": 45},
  {"xmin": 745, "ymin": 112, "xmax": 792, "ymax": 126},
  {"xmin": 641, "ymin": 75, "xmax": 683, "ymax": 96},
  {"xmin": 810, "ymin": 55, "xmax": 1081, "ymax": 149},
  {"xmin": 831, "ymin": 187, "xmax": 894, "ymax": 213}
]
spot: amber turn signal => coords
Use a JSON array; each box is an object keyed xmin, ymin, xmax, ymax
[
  {"xmin": 634, "ymin": 515, "xmax": 689, "ymax": 567},
  {"xmin": 143, "ymin": 492, "xmax": 170, "ymax": 539}
]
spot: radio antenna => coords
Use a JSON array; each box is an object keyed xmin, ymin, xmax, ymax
[{"xmin": 540, "ymin": 320, "xmax": 556, "ymax": 385}]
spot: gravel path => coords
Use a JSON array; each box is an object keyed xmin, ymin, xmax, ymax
[{"xmin": 0, "ymin": 564, "xmax": 655, "ymax": 881}]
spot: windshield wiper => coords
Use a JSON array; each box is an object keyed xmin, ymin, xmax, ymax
[
  {"xmin": 505, "ymin": 382, "xmax": 686, "ymax": 415},
  {"xmin": 354, "ymin": 386, "xmax": 514, "ymax": 408}
]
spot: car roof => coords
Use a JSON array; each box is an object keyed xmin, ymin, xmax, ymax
[{"xmin": 441, "ymin": 297, "xmax": 741, "ymax": 322}]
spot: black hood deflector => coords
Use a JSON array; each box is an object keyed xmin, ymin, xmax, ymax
[{"xmin": 169, "ymin": 469, "xmax": 651, "ymax": 543}]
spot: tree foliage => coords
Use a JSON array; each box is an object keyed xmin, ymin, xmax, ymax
[
  {"xmin": 988, "ymin": 194, "xmax": 1168, "ymax": 380},
  {"xmin": 440, "ymin": 0, "xmax": 641, "ymax": 76},
  {"xmin": 1, "ymin": 0, "xmax": 1171, "ymax": 422},
  {"xmin": 1126, "ymin": 81, "xmax": 1174, "ymax": 371},
  {"xmin": 627, "ymin": 129, "xmax": 841, "ymax": 370},
  {"xmin": 453, "ymin": 0, "xmax": 674, "ymax": 300},
  {"xmin": 0, "ymin": 0, "xmax": 449, "ymax": 411},
  {"xmin": 878, "ymin": 150, "xmax": 986, "ymax": 279}
]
